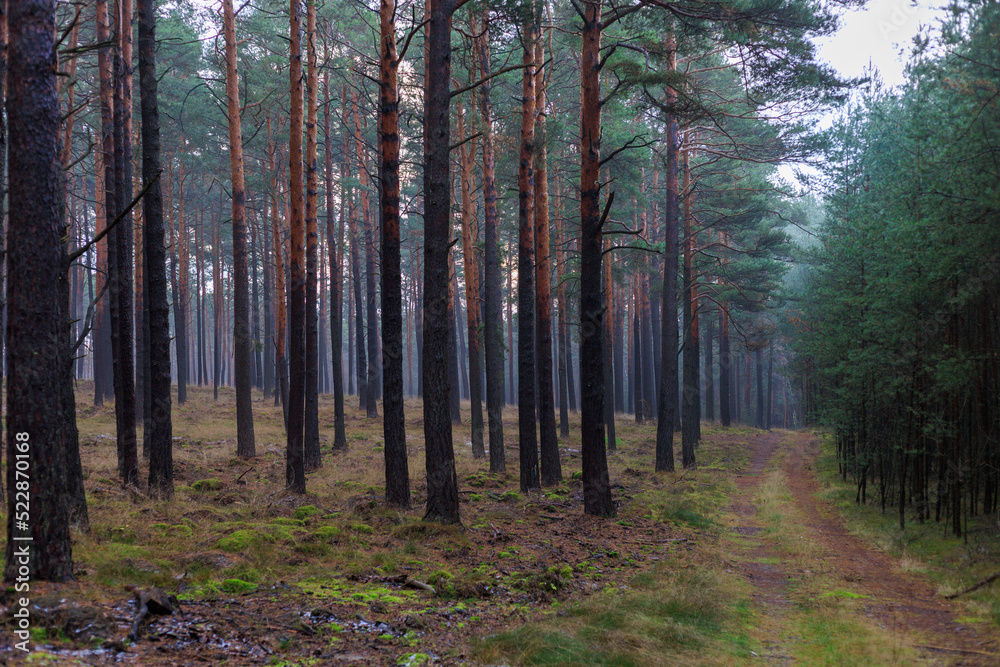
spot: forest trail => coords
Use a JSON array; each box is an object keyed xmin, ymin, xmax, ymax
[{"xmin": 725, "ymin": 429, "xmax": 999, "ymax": 665}]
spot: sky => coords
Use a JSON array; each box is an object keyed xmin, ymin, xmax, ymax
[
  {"xmin": 777, "ymin": 0, "xmax": 949, "ymax": 186},
  {"xmin": 815, "ymin": 0, "xmax": 948, "ymax": 89}
]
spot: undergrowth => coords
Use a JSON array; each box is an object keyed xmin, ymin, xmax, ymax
[{"xmin": 813, "ymin": 432, "xmax": 1000, "ymax": 629}]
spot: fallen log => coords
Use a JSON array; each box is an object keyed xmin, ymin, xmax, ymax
[{"xmin": 943, "ymin": 572, "xmax": 1000, "ymax": 600}]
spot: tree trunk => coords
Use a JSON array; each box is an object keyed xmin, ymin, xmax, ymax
[
  {"xmin": 705, "ymin": 315, "xmax": 714, "ymax": 422},
  {"xmin": 350, "ymin": 86, "xmax": 378, "ymax": 419},
  {"xmin": 681, "ymin": 132, "xmax": 697, "ymax": 468},
  {"xmin": 268, "ymin": 120, "xmax": 289, "ymax": 425},
  {"xmin": 423, "ymin": 0, "xmax": 460, "ymax": 524},
  {"xmin": 303, "ymin": 0, "xmax": 321, "ymax": 470},
  {"xmin": 286, "ymin": 0, "xmax": 306, "ymax": 493},
  {"xmin": 4, "ymin": 0, "xmax": 75, "ymax": 581},
  {"xmin": 633, "ymin": 279, "xmax": 643, "ymax": 422},
  {"xmin": 110, "ymin": 0, "xmax": 139, "ymax": 486},
  {"xmin": 719, "ymin": 282, "xmax": 731, "ymax": 426},
  {"xmin": 457, "ymin": 89, "xmax": 484, "ymax": 458},
  {"xmin": 213, "ymin": 214, "xmax": 222, "ymax": 401},
  {"xmin": 766, "ymin": 341, "xmax": 773, "ymax": 430},
  {"xmin": 579, "ymin": 0, "xmax": 614, "ymax": 516},
  {"xmin": 476, "ymin": 12, "xmax": 505, "ymax": 470},
  {"xmin": 655, "ymin": 33, "xmax": 679, "ymax": 473},
  {"xmin": 138, "ymin": 0, "xmax": 173, "ymax": 498},
  {"xmin": 534, "ymin": 32, "xmax": 560, "ymax": 485},
  {"xmin": 553, "ymin": 170, "xmax": 570, "ymax": 437},
  {"xmin": 251, "ymin": 217, "xmax": 263, "ymax": 390},
  {"xmin": 604, "ymin": 244, "xmax": 617, "ymax": 451},
  {"xmin": 641, "ymin": 273, "xmax": 655, "ymax": 421},
  {"xmin": 223, "ymin": 0, "xmax": 256, "ymax": 458},
  {"xmin": 325, "ymin": 74, "xmax": 347, "ymax": 452},
  {"xmin": 518, "ymin": 21, "xmax": 539, "ymax": 493},
  {"xmin": 380, "ymin": 0, "xmax": 409, "ymax": 506},
  {"xmin": 174, "ymin": 160, "xmax": 188, "ymax": 405},
  {"xmin": 346, "ymin": 88, "xmax": 368, "ymax": 414},
  {"xmin": 756, "ymin": 346, "xmax": 764, "ymax": 429},
  {"xmin": 447, "ymin": 258, "xmax": 461, "ymax": 424}
]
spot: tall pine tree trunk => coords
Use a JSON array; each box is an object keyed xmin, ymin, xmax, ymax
[
  {"xmin": 477, "ymin": 9, "xmax": 505, "ymax": 472},
  {"xmin": 422, "ymin": 0, "xmax": 460, "ymax": 524},
  {"xmin": 681, "ymin": 132, "xmax": 697, "ymax": 468},
  {"xmin": 655, "ymin": 31, "xmax": 679, "ymax": 472},
  {"xmin": 579, "ymin": 0, "xmax": 613, "ymax": 516},
  {"xmin": 534, "ymin": 31, "xmax": 560, "ymax": 485},
  {"xmin": 139, "ymin": 0, "xmax": 173, "ymax": 498},
  {"xmin": 457, "ymin": 91, "xmax": 484, "ymax": 459},
  {"xmin": 4, "ymin": 0, "xmax": 75, "ymax": 581},
  {"xmin": 350, "ymin": 86, "xmax": 378, "ymax": 419},
  {"xmin": 380, "ymin": 0, "xmax": 409, "ymax": 506},
  {"xmin": 719, "ymin": 297, "xmax": 731, "ymax": 426},
  {"xmin": 325, "ymin": 75, "xmax": 347, "ymax": 452},
  {"xmin": 223, "ymin": 0, "xmax": 256, "ymax": 458},
  {"xmin": 303, "ymin": 0, "xmax": 321, "ymax": 469},
  {"xmin": 286, "ymin": 0, "xmax": 306, "ymax": 492},
  {"xmin": 554, "ymin": 170, "xmax": 570, "ymax": 437},
  {"xmin": 517, "ymin": 20, "xmax": 539, "ymax": 493}
]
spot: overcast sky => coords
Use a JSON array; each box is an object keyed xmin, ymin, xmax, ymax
[{"xmin": 816, "ymin": 0, "xmax": 948, "ymax": 88}]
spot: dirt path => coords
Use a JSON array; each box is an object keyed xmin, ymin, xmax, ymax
[{"xmin": 727, "ymin": 430, "xmax": 1000, "ymax": 665}]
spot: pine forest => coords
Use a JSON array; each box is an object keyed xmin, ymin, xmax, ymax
[{"xmin": 1, "ymin": 0, "xmax": 999, "ymax": 664}]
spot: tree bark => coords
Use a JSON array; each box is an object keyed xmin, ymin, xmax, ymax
[
  {"xmin": 286, "ymin": 0, "xmax": 306, "ymax": 493},
  {"xmin": 268, "ymin": 120, "xmax": 289, "ymax": 423},
  {"xmin": 350, "ymin": 86, "xmax": 378, "ymax": 419},
  {"xmin": 223, "ymin": 0, "xmax": 256, "ymax": 458},
  {"xmin": 518, "ymin": 21, "xmax": 539, "ymax": 493},
  {"xmin": 681, "ymin": 131, "xmax": 697, "ymax": 468},
  {"xmin": 347, "ymin": 87, "xmax": 368, "ymax": 414},
  {"xmin": 137, "ymin": 0, "xmax": 173, "ymax": 499},
  {"xmin": 4, "ymin": 0, "xmax": 75, "ymax": 581},
  {"xmin": 303, "ymin": 0, "xmax": 321, "ymax": 469},
  {"xmin": 579, "ymin": 0, "xmax": 614, "ymax": 516},
  {"xmin": 534, "ymin": 31, "xmax": 560, "ymax": 485},
  {"xmin": 655, "ymin": 31, "xmax": 679, "ymax": 472},
  {"xmin": 325, "ymin": 75, "xmax": 347, "ymax": 452},
  {"xmin": 477, "ymin": 9, "xmax": 505, "ymax": 472},
  {"xmin": 705, "ymin": 315, "xmax": 715, "ymax": 422},
  {"xmin": 423, "ymin": 0, "xmax": 460, "ymax": 524},
  {"xmin": 553, "ymin": 170, "xmax": 570, "ymax": 437},
  {"xmin": 457, "ymin": 88, "xmax": 484, "ymax": 458},
  {"xmin": 380, "ymin": 0, "xmax": 409, "ymax": 506}
]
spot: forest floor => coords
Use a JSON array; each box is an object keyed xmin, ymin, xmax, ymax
[{"xmin": 1, "ymin": 383, "xmax": 998, "ymax": 665}]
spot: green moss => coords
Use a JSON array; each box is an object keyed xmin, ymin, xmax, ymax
[
  {"xmin": 819, "ymin": 589, "xmax": 870, "ymax": 600},
  {"xmin": 397, "ymin": 653, "xmax": 431, "ymax": 667},
  {"xmin": 270, "ymin": 517, "xmax": 307, "ymax": 527},
  {"xmin": 295, "ymin": 578, "xmax": 418, "ymax": 605},
  {"xmin": 221, "ymin": 578, "xmax": 258, "ymax": 594},
  {"xmin": 215, "ymin": 529, "xmax": 259, "ymax": 552},
  {"xmin": 293, "ymin": 505, "xmax": 322, "ymax": 520},
  {"xmin": 150, "ymin": 523, "xmax": 194, "ymax": 538},
  {"xmin": 350, "ymin": 523, "xmax": 374, "ymax": 534},
  {"xmin": 499, "ymin": 491, "xmax": 521, "ymax": 502},
  {"xmin": 191, "ymin": 478, "xmax": 223, "ymax": 492}
]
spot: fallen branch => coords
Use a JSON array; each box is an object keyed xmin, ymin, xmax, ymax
[
  {"xmin": 403, "ymin": 577, "xmax": 435, "ymax": 594},
  {"xmin": 913, "ymin": 644, "xmax": 998, "ymax": 657},
  {"xmin": 943, "ymin": 572, "xmax": 1000, "ymax": 599}
]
